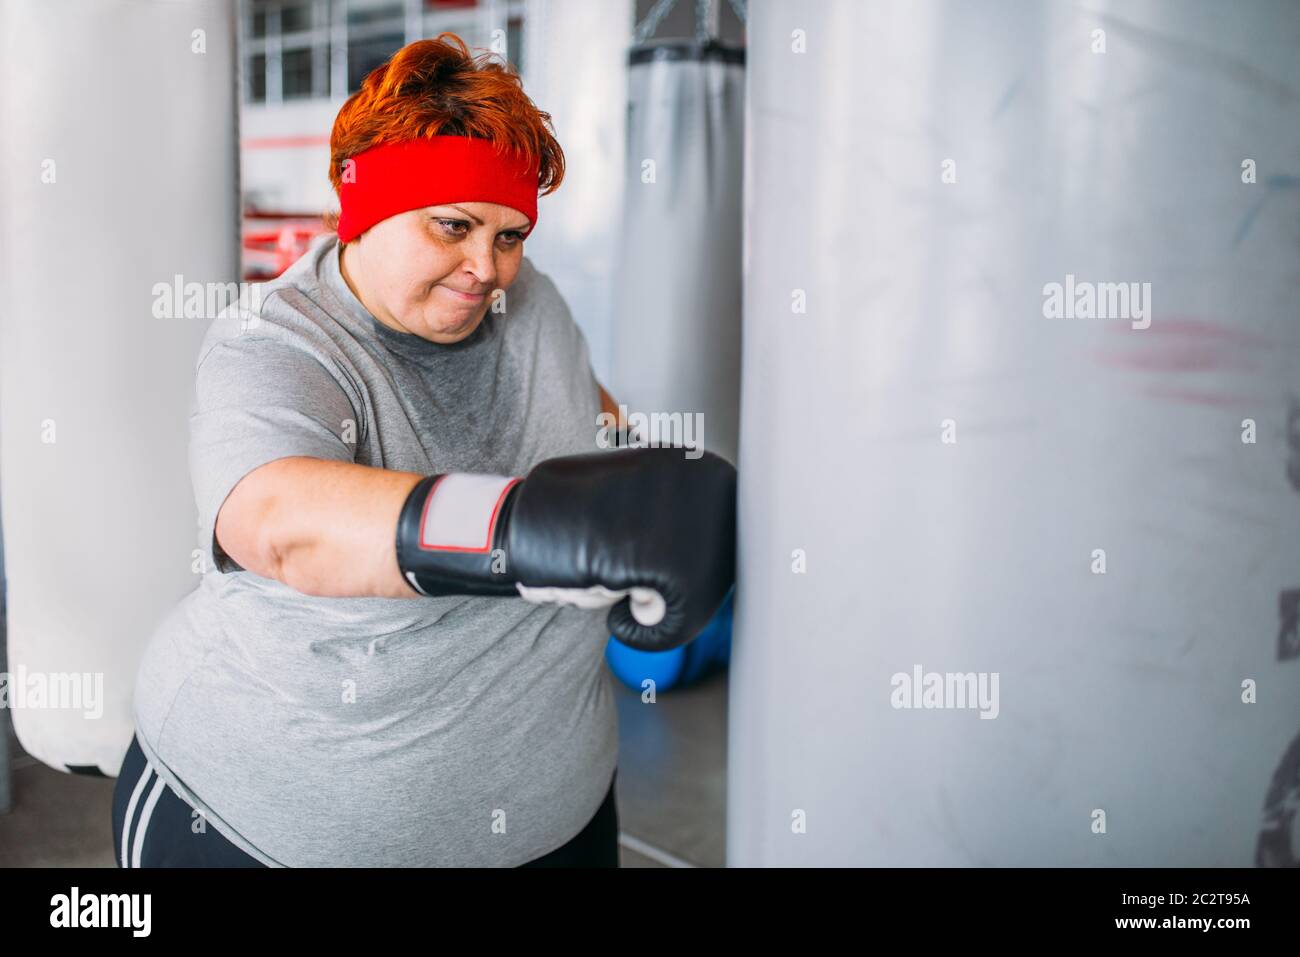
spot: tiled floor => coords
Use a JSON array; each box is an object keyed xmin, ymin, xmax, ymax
[{"xmin": 0, "ymin": 670, "xmax": 728, "ymax": 868}]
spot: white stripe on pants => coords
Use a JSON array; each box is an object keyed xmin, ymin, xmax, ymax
[{"xmin": 121, "ymin": 759, "xmax": 167, "ymax": 868}]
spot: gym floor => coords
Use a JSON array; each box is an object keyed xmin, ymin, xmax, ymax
[{"xmin": 0, "ymin": 672, "xmax": 727, "ymax": 868}]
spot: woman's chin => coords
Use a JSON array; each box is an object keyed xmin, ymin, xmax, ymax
[{"xmin": 418, "ymin": 312, "xmax": 483, "ymax": 344}]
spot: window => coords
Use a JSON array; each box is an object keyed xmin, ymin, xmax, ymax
[
  {"xmin": 280, "ymin": 2, "xmax": 313, "ymax": 34},
  {"xmin": 282, "ymin": 47, "xmax": 314, "ymax": 99},
  {"xmin": 249, "ymin": 52, "xmax": 267, "ymax": 102},
  {"xmin": 348, "ymin": 34, "xmax": 404, "ymax": 91},
  {"xmin": 506, "ymin": 16, "xmax": 522, "ymax": 72},
  {"xmin": 347, "ymin": 3, "xmax": 402, "ymax": 27},
  {"xmin": 240, "ymin": 0, "xmax": 528, "ymax": 104}
]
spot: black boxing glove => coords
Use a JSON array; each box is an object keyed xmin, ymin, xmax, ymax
[{"xmin": 395, "ymin": 447, "xmax": 736, "ymax": 652}]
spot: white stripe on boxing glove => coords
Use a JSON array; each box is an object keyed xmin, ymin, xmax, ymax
[{"xmin": 515, "ymin": 583, "xmax": 667, "ymax": 627}]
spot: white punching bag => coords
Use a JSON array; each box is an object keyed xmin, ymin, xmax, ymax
[
  {"xmin": 610, "ymin": 38, "xmax": 745, "ymax": 463},
  {"xmin": 0, "ymin": 0, "xmax": 238, "ymax": 776},
  {"xmin": 730, "ymin": 0, "xmax": 1300, "ymax": 865}
]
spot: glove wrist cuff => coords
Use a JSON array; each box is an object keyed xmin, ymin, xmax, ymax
[{"xmin": 396, "ymin": 472, "xmax": 522, "ymax": 597}]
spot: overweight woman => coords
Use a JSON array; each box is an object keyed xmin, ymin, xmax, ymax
[{"xmin": 111, "ymin": 34, "xmax": 735, "ymax": 867}]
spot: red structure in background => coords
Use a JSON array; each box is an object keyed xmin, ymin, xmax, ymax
[{"xmin": 242, "ymin": 209, "xmax": 330, "ymax": 280}]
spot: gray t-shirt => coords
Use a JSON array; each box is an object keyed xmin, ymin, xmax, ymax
[{"xmin": 132, "ymin": 232, "xmax": 619, "ymax": 866}]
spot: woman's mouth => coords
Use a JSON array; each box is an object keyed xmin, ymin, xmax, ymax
[{"xmin": 441, "ymin": 285, "xmax": 487, "ymax": 302}]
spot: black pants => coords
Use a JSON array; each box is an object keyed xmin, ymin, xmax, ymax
[{"xmin": 112, "ymin": 734, "xmax": 619, "ymax": 868}]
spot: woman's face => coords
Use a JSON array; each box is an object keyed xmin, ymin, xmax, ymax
[{"xmin": 340, "ymin": 201, "xmax": 532, "ymax": 344}]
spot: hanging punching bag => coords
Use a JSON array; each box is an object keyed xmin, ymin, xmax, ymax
[
  {"xmin": 0, "ymin": 0, "xmax": 238, "ymax": 777},
  {"xmin": 730, "ymin": 0, "xmax": 1300, "ymax": 865},
  {"xmin": 609, "ymin": 37, "xmax": 745, "ymax": 464}
]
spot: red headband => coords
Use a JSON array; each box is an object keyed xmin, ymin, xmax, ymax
[{"xmin": 335, "ymin": 136, "xmax": 540, "ymax": 243}]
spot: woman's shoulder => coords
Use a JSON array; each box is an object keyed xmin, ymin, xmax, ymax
[
  {"xmin": 502, "ymin": 257, "xmax": 596, "ymax": 378},
  {"xmin": 506, "ymin": 255, "xmax": 577, "ymax": 332},
  {"xmin": 197, "ymin": 236, "xmax": 352, "ymax": 370}
]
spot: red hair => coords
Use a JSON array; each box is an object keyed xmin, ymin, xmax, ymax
[{"xmin": 324, "ymin": 34, "xmax": 565, "ymax": 235}]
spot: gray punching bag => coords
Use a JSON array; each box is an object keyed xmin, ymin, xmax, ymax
[
  {"xmin": 0, "ymin": 0, "xmax": 238, "ymax": 776},
  {"xmin": 610, "ymin": 40, "xmax": 745, "ymax": 464},
  {"xmin": 730, "ymin": 0, "xmax": 1300, "ymax": 865}
]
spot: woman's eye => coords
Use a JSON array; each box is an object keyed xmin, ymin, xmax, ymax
[{"xmin": 434, "ymin": 220, "xmax": 523, "ymax": 246}]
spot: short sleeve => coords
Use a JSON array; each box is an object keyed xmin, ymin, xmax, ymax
[
  {"xmin": 526, "ymin": 261, "xmax": 603, "ymax": 409},
  {"xmin": 190, "ymin": 335, "xmax": 361, "ymax": 574}
]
